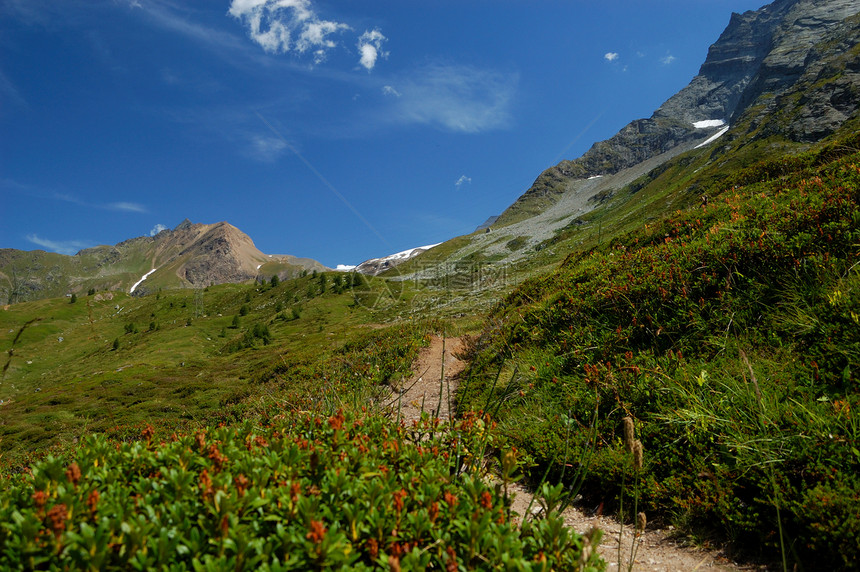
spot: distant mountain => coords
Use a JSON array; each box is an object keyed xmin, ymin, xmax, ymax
[
  {"xmin": 0, "ymin": 219, "xmax": 327, "ymax": 303},
  {"xmin": 415, "ymin": 0, "xmax": 860, "ymax": 272},
  {"xmin": 499, "ymin": 0, "xmax": 860, "ymax": 226},
  {"xmin": 353, "ymin": 244, "xmax": 441, "ymax": 276}
]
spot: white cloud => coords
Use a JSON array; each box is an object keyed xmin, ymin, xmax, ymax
[
  {"xmin": 385, "ymin": 64, "xmax": 517, "ymax": 133},
  {"xmin": 228, "ymin": 0, "xmax": 350, "ymax": 59},
  {"xmin": 26, "ymin": 234, "xmax": 92, "ymax": 256},
  {"xmin": 109, "ymin": 202, "xmax": 148, "ymax": 213},
  {"xmin": 661, "ymin": 54, "xmax": 676, "ymax": 65},
  {"xmin": 382, "ymin": 85, "xmax": 401, "ymax": 97},
  {"xmin": 357, "ymin": 28, "xmax": 387, "ymax": 71},
  {"xmin": 455, "ymin": 175, "xmax": 471, "ymax": 188},
  {"xmin": 335, "ymin": 264, "xmax": 356, "ymax": 271},
  {"xmin": 249, "ymin": 134, "xmax": 287, "ymax": 161},
  {"xmin": 604, "ymin": 52, "xmax": 619, "ymax": 62},
  {"xmin": 150, "ymin": 223, "xmax": 168, "ymax": 236}
]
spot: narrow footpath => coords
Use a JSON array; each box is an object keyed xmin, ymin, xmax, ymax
[{"xmin": 392, "ymin": 335, "xmax": 755, "ymax": 572}]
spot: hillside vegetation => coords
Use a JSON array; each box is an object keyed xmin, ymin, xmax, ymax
[
  {"xmin": 457, "ymin": 133, "xmax": 860, "ymax": 569},
  {"xmin": 0, "ymin": 271, "xmax": 441, "ymax": 463}
]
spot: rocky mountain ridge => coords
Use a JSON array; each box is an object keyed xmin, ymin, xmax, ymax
[
  {"xmin": 0, "ymin": 219, "xmax": 327, "ymax": 303},
  {"xmin": 386, "ymin": 0, "xmax": 860, "ymax": 282},
  {"xmin": 494, "ymin": 0, "xmax": 860, "ymax": 227}
]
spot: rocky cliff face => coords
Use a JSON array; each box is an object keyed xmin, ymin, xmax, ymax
[{"xmin": 497, "ymin": 0, "xmax": 860, "ymax": 226}]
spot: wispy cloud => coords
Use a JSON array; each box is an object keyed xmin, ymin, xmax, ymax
[
  {"xmin": 455, "ymin": 175, "xmax": 472, "ymax": 188},
  {"xmin": 382, "ymin": 85, "xmax": 401, "ymax": 97},
  {"xmin": 2, "ymin": 179, "xmax": 148, "ymax": 214},
  {"xmin": 357, "ymin": 29, "xmax": 387, "ymax": 71},
  {"xmin": 247, "ymin": 134, "xmax": 288, "ymax": 161},
  {"xmin": 131, "ymin": 0, "xmax": 249, "ymax": 54},
  {"xmin": 661, "ymin": 54, "xmax": 677, "ymax": 65},
  {"xmin": 384, "ymin": 64, "xmax": 517, "ymax": 133},
  {"xmin": 109, "ymin": 202, "xmax": 148, "ymax": 213},
  {"xmin": 604, "ymin": 52, "xmax": 619, "ymax": 62},
  {"xmin": 26, "ymin": 234, "xmax": 92, "ymax": 256}
]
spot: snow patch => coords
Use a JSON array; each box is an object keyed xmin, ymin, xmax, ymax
[
  {"xmin": 336, "ymin": 264, "xmax": 357, "ymax": 271},
  {"xmin": 129, "ymin": 269, "xmax": 157, "ymax": 294},
  {"xmin": 695, "ymin": 126, "xmax": 730, "ymax": 148},
  {"xmin": 256, "ymin": 264, "xmax": 262, "ymax": 270},
  {"xmin": 384, "ymin": 243, "xmax": 442, "ymax": 262},
  {"xmin": 587, "ymin": 175, "xmax": 604, "ymax": 180},
  {"xmin": 693, "ymin": 119, "xmax": 726, "ymax": 129}
]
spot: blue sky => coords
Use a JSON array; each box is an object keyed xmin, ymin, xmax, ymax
[{"xmin": 1, "ymin": 0, "xmax": 766, "ymax": 268}]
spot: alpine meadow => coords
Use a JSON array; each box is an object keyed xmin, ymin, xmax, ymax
[{"xmin": 2, "ymin": 0, "xmax": 860, "ymax": 570}]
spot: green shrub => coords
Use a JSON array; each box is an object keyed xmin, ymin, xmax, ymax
[
  {"xmin": 459, "ymin": 147, "xmax": 860, "ymax": 568},
  {"xmin": 0, "ymin": 411, "xmax": 604, "ymax": 571}
]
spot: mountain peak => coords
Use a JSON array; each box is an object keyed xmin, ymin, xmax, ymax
[{"xmin": 174, "ymin": 218, "xmax": 194, "ymax": 231}]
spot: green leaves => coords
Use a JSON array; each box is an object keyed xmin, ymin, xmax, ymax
[{"xmin": 0, "ymin": 411, "xmax": 603, "ymax": 571}]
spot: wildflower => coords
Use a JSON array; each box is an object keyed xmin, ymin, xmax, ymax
[
  {"xmin": 290, "ymin": 481, "xmax": 301, "ymax": 503},
  {"xmin": 307, "ymin": 520, "xmax": 326, "ymax": 544},
  {"xmin": 428, "ymin": 501, "xmax": 439, "ymax": 523},
  {"xmin": 622, "ymin": 417, "xmax": 635, "ymax": 454},
  {"xmin": 141, "ymin": 424, "xmax": 155, "ymax": 446},
  {"xmin": 480, "ymin": 491, "xmax": 493, "ymax": 509},
  {"xmin": 65, "ymin": 462, "xmax": 81, "ymax": 487},
  {"xmin": 195, "ymin": 431, "xmax": 206, "ymax": 451},
  {"xmin": 32, "ymin": 490, "xmax": 48, "ymax": 517},
  {"xmin": 444, "ymin": 491, "xmax": 459, "ymax": 509},
  {"xmin": 388, "ymin": 554, "xmax": 401, "ymax": 572},
  {"xmin": 86, "ymin": 489, "xmax": 100, "ymax": 515},
  {"xmin": 328, "ymin": 409, "xmax": 345, "ymax": 430},
  {"xmin": 207, "ymin": 444, "xmax": 227, "ymax": 471},
  {"xmin": 633, "ymin": 440, "xmax": 644, "ymax": 471},
  {"xmin": 199, "ymin": 469, "xmax": 213, "ymax": 500},
  {"xmin": 47, "ymin": 504, "xmax": 67, "ymax": 539},
  {"xmin": 636, "ymin": 512, "xmax": 647, "ymax": 535},
  {"xmin": 445, "ymin": 546, "xmax": 458, "ymax": 572},
  {"xmin": 393, "ymin": 489, "xmax": 407, "ymax": 513},
  {"xmin": 235, "ymin": 474, "xmax": 250, "ymax": 497}
]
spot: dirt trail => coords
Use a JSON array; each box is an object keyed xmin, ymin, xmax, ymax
[
  {"xmin": 396, "ymin": 336, "xmax": 752, "ymax": 571},
  {"xmin": 508, "ymin": 483, "xmax": 748, "ymax": 571},
  {"xmin": 387, "ymin": 335, "xmax": 466, "ymax": 425}
]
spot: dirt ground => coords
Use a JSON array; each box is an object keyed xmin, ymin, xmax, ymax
[
  {"xmin": 392, "ymin": 335, "xmax": 759, "ymax": 571},
  {"xmin": 385, "ymin": 334, "xmax": 465, "ymax": 425}
]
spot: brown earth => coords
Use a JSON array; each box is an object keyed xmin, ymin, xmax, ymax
[
  {"xmin": 395, "ymin": 335, "xmax": 757, "ymax": 571},
  {"xmin": 385, "ymin": 335, "xmax": 465, "ymax": 425}
]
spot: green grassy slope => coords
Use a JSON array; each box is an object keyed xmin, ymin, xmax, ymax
[
  {"xmin": 456, "ymin": 133, "xmax": 860, "ymax": 569},
  {"xmin": 0, "ymin": 271, "xmax": 447, "ymax": 464},
  {"xmin": 0, "ymin": 273, "xmax": 603, "ymax": 570}
]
